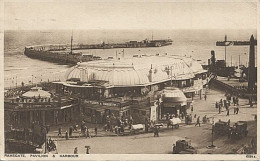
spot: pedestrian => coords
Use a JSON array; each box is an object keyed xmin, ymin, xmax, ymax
[
  {"xmin": 172, "ymin": 144, "xmax": 176, "ymax": 154},
  {"xmin": 86, "ymin": 127, "xmax": 91, "ymax": 138},
  {"xmin": 94, "ymin": 126, "xmax": 97, "ymax": 136},
  {"xmin": 65, "ymin": 131, "xmax": 68, "ymax": 140},
  {"xmin": 153, "ymin": 127, "xmax": 156, "ymax": 137},
  {"xmin": 166, "ymin": 113, "xmax": 169, "ymax": 121},
  {"xmin": 156, "ymin": 127, "xmax": 159, "ymax": 137},
  {"xmin": 203, "ymin": 115, "xmax": 207, "ymax": 123},
  {"xmin": 236, "ymin": 106, "xmax": 239, "ymax": 114},
  {"xmin": 234, "ymin": 106, "xmax": 236, "ymax": 114},
  {"xmin": 233, "ymin": 96, "xmax": 236, "ymax": 105},
  {"xmin": 204, "ymin": 94, "xmax": 207, "ymax": 100},
  {"xmin": 223, "ymin": 100, "xmax": 227, "ymax": 110},
  {"xmin": 110, "ymin": 125, "xmax": 113, "ymax": 132},
  {"xmin": 218, "ymin": 106, "xmax": 221, "ymax": 114},
  {"xmin": 69, "ymin": 126, "xmax": 73, "ymax": 137},
  {"xmin": 74, "ymin": 147, "xmax": 78, "ymax": 154},
  {"xmin": 215, "ymin": 102, "xmax": 218, "ymax": 109},
  {"xmin": 116, "ymin": 126, "xmax": 120, "ymax": 136},
  {"xmin": 154, "ymin": 126, "xmax": 159, "ymax": 137},
  {"xmin": 195, "ymin": 116, "xmax": 200, "ymax": 127},
  {"xmin": 58, "ymin": 127, "xmax": 62, "ymax": 137},
  {"xmin": 73, "ymin": 124, "xmax": 78, "ymax": 131},
  {"xmin": 226, "ymin": 108, "xmax": 229, "ymax": 116}
]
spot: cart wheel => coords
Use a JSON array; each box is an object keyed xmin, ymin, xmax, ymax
[{"xmin": 175, "ymin": 124, "xmax": 179, "ymax": 129}]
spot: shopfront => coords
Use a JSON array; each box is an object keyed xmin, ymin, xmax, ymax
[{"xmin": 160, "ymin": 87, "xmax": 187, "ymax": 119}]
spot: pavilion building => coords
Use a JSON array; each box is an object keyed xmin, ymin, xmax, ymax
[
  {"xmin": 52, "ymin": 54, "xmax": 209, "ymax": 123},
  {"xmin": 4, "ymin": 87, "xmax": 79, "ymax": 129}
]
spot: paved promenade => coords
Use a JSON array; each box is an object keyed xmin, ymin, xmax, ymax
[{"xmin": 47, "ymin": 87, "xmax": 256, "ymax": 154}]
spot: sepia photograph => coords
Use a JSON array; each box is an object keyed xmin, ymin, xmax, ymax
[{"xmin": 2, "ymin": 0, "xmax": 258, "ymax": 159}]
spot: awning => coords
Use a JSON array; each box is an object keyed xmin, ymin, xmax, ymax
[
  {"xmin": 161, "ymin": 88, "xmax": 187, "ymax": 106},
  {"xmin": 22, "ymin": 87, "xmax": 51, "ymax": 98},
  {"xmin": 182, "ymin": 86, "xmax": 198, "ymax": 93},
  {"xmin": 60, "ymin": 104, "xmax": 73, "ymax": 109},
  {"xmin": 163, "ymin": 102, "xmax": 187, "ymax": 107}
]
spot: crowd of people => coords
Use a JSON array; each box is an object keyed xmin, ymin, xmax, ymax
[
  {"xmin": 4, "ymin": 88, "xmax": 24, "ymax": 98},
  {"xmin": 57, "ymin": 121, "xmax": 95, "ymax": 139},
  {"xmin": 215, "ymin": 94, "xmax": 240, "ymax": 116}
]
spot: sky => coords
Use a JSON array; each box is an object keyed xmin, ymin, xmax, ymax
[{"xmin": 4, "ymin": 1, "xmax": 257, "ymax": 30}]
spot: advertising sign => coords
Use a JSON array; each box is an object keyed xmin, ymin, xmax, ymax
[{"xmin": 150, "ymin": 105, "xmax": 157, "ymax": 122}]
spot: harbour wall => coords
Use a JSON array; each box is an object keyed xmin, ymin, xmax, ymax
[
  {"xmin": 24, "ymin": 45, "xmax": 97, "ymax": 65},
  {"xmin": 211, "ymin": 78, "xmax": 256, "ymax": 99}
]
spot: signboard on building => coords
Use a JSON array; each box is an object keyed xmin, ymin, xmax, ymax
[
  {"xmin": 84, "ymin": 100, "xmax": 119, "ymax": 107},
  {"xmin": 150, "ymin": 105, "xmax": 157, "ymax": 122},
  {"xmin": 194, "ymin": 79, "xmax": 203, "ymax": 90}
]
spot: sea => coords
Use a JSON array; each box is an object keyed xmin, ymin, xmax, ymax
[{"xmin": 4, "ymin": 29, "xmax": 256, "ymax": 89}]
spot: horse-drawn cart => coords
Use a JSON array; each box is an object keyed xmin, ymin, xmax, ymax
[{"xmin": 167, "ymin": 118, "xmax": 182, "ymax": 129}]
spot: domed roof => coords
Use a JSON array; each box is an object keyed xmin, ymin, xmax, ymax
[
  {"xmin": 64, "ymin": 55, "xmax": 205, "ymax": 87},
  {"xmin": 65, "ymin": 60, "xmax": 149, "ymax": 86},
  {"xmin": 22, "ymin": 87, "xmax": 51, "ymax": 98}
]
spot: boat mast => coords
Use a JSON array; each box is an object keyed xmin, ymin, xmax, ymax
[
  {"xmin": 170, "ymin": 66, "xmax": 172, "ymax": 86},
  {"xmin": 70, "ymin": 31, "xmax": 73, "ymax": 54}
]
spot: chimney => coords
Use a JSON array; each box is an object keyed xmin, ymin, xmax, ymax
[
  {"xmin": 248, "ymin": 35, "xmax": 256, "ymax": 92},
  {"xmin": 211, "ymin": 50, "xmax": 216, "ymax": 65}
]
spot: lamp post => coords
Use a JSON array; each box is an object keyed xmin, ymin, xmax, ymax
[
  {"xmin": 85, "ymin": 146, "xmax": 91, "ymax": 154},
  {"xmin": 15, "ymin": 76, "xmax": 17, "ymax": 88},
  {"xmin": 207, "ymin": 124, "xmax": 216, "ymax": 149}
]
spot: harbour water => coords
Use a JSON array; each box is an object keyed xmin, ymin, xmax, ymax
[{"xmin": 4, "ymin": 29, "xmax": 256, "ymax": 88}]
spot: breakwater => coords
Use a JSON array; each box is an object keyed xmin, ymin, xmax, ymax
[
  {"xmin": 24, "ymin": 44, "xmax": 101, "ymax": 64},
  {"xmin": 24, "ymin": 38, "xmax": 173, "ymax": 64}
]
